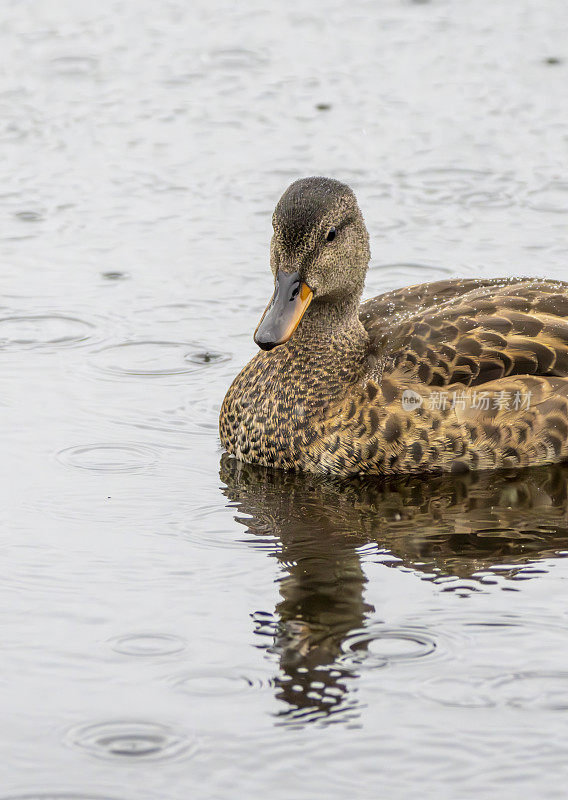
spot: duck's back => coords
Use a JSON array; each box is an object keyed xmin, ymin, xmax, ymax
[
  {"xmin": 298, "ymin": 276, "xmax": 568, "ymax": 476},
  {"xmin": 360, "ymin": 277, "xmax": 568, "ymax": 387}
]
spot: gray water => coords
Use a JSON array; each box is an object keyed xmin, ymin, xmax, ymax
[{"xmin": 2, "ymin": 0, "xmax": 568, "ymax": 798}]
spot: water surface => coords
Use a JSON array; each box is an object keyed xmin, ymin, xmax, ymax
[{"xmin": 2, "ymin": 0, "xmax": 568, "ymax": 798}]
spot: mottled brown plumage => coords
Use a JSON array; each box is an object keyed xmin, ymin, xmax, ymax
[{"xmin": 220, "ymin": 177, "xmax": 568, "ymax": 477}]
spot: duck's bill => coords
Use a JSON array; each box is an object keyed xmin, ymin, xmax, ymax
[{"xmin": 254, "ymin": 270, "xmax": 313, "ymax": 351}]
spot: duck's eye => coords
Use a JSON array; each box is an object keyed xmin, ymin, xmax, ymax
[{"xmin": 326, "ymin": 227, "xmax": 336, "ymax": 243}]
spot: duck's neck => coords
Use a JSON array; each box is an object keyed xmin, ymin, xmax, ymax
[
  {"xmin": 220, "ymin": 296, "xmax": 370, "ymax": 468},
  {"xmin": 294, "ymin": 296, "xmax": 364, "ymax": 343},
  {"xmin": 273, "ymin": 296, "xmax": 369, "ymax": 410}
]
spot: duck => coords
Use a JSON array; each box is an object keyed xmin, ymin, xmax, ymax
[{"xmin": 219, "ymin": 176, "xmax": 568, "ymax": 477}]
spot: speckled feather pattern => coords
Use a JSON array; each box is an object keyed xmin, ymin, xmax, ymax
[{"xmin": 220, "ymin": 180, "xmax": 568, "ymax": 477}]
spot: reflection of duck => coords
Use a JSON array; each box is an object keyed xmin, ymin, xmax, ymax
[
  {"xmin": 220, "ymin": 455, "xmax": 568, "ymax": 722},
  {"xmin": 220, "ymin": 177, "xmax": 568, "ymax": 476}
]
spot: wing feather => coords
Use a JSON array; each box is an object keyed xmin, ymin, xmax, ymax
[{"xmin": 360, "ymin": 278, "xmax": 568, "ymax": 386}]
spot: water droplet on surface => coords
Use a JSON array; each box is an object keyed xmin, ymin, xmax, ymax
[
  {"xmin": 184, "ymin": 350, "xmax": 230, "ymax": 365},
  {"xmin": 100, "ymin": 271, "xmax": 128, "ymax": 281},
  {"xmin": 109, "ymin": 633, "xmax": 186, "ymax": 656},
  {"xmin": 56, "ymin": 443, "xmax": 159, "ymax": 472},
  {"xmin": 66, "ymin": 720, "xmax": 195, "ymax": 761}
]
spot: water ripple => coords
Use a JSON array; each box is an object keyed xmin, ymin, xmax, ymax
[
  {"xmin": 49, "ymin": 55, "xmax": 99, "ymax": 77},
  {"xmin": 89, "ymin": 340, "xmax": 230, "ymax": 380},
  {"xmin": 14, "ymin": 210, "xmax": 44, "ymax": 222},
  {"xmin": 400, "ymin": 168, "xmax": 519, "ymax": 208},
  {"xmin": 184, "ymin": 350, "xmax": 228, "ymax": 366},
  {"xmin": 0, "ymin": 315, "xmax": 96, "ymax": 351},
  {"xmin": 421, "ymin": 676, "xmax": 494, "ymax": 709},
  {"xmin": 339, "ymin": 625, "xmax": 437, "ymax": 668},
  {"xmin": 56, "ymin": 444, "xmax": 159, "ymax": 472},
  {"xmin": 109, "ymin": 633, "xmax": 186, "ymax": 657},
  {"xmin": 487, "ymin": 671, "xmax": 568, "ymax": 710},
  {"xmin": 422, "ymin": 669, "xmax": 568, "ymax": 711},
  {"xmin": 100, "ymin": 271, "xmax": 129, "ymax": 281},
  {"xmin": 205, "ymin": 47, "xmax": 269, "ymax": 72},
  {"xmin": 2, "ymin": 795, "xmax": 126, "ymax": 800},
  {"xmin": 173, "ymin": 503, "xmax": 276, "ymax": 550},
  {"xmin": 172, "ymin": 668, "xmax": 271, "ymax": 697},
  {"xmin": 33, "ymin": 487, "xmax": 191, "ymax": 524},
  {"xmin": 526, "ymin": 182, "xmax": 568, "ymax": 213},
  {"xmin": 110, "ymin": 395, "xmax": 221, "ymax": 439},
  {"xmin": 66, "ymin": 720, "xmax": 195, "ymax": 761}
]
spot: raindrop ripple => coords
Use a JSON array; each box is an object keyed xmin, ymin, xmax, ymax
[
  {"xmin": 340, "ymin": 626, "xmax": 437, "ymax": 668},
  {"xmin": 109, "ymin": 633, "xmax": 186, "ymax": 657},
  {"xmin": 66, "ymin": 720, "xmax": 195, "ymax": 761},
  {"xmin": 90, "ymin": 340, "xmax": 229, "ymax": 379},
  {"xmin": 0, "ymin": 315, "xmax": 96, "ymax": 351},
  {"xmin": 56, "ymin": 443, "xmax": 159, "ymax": 472}
]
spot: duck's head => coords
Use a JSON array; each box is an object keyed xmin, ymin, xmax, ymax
[{"xmin": 254, "ymin": 177, "xmax": 370, "ymax": 351}]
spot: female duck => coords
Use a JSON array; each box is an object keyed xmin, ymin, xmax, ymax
[{"xmin": 220, "ymin": 177, "xmax": 568, "ymax": 476}]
